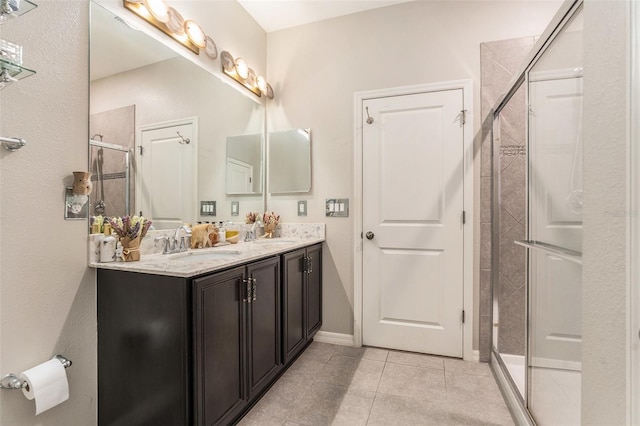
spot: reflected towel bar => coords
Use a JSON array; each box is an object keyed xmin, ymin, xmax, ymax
[
  {"xmin": 0, "ymin": 355, "xmax": 72, "ymax": 390},
  {"xmin": 514, "ymin": 240, "xmax": 582, "ymax": 265}
]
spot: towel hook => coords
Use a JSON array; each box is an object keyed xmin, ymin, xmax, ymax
[
  {"xmin": 177, "ymin": 131, "xmax": 190, "ymax": 145},
  {"xmin": 365, "ymin": 107, "xmax": 374, "ymax": 124}
]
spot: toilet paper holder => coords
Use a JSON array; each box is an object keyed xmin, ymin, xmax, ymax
[{"xmin": 0, "ymin": 355, "xmax": 72, "ymax": 390}]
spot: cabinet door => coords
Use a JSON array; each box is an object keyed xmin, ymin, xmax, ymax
[
  {"xmin": 282, "ymin": 249, "xmax": 307, "ymax": 363},
  {"xmin": 193, "ymin": 266, "xmax": 248, "ymax": 426},
  {"xmin": 247, "ymin": 257, "xmax": 282, "ymax": 398},
  {"xmin": 306, "ymin": 244, "xmax": 323, "ymax": 338},
  {"xmin": 98, "ymin": 270, "xmax": 191, "ymax": 426}
]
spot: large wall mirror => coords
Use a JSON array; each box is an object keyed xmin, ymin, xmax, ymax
[
  {"xmin": 89, "ymin": 1, "xmax": 265, "ymax": 230},
  {"xmin": 268, "ymin": 129, "xmax": 311, "ymax": 193}
]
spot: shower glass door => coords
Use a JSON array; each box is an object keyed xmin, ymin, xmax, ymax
[
  {"xmin": 492, "ymin": 83, "xmax": 528, "ymax": 401},
  {"xmin": 526, "ymin": 6, "xmax": 584, "ymax": 424}
]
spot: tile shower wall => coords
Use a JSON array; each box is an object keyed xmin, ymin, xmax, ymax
[
  {"xmin": 479, "ymin": 37, "xmax": 536, "ymax": 361},
  {"xmin": 89, "ymin": 105, "xmax": 135, "ymax": 218}
]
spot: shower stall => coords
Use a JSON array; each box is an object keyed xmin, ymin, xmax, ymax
[
  {"xmin": 89, "ymin": 105, "xmax": 135, "ymax": 219},
  {"xmin": 490, "ymin": 1, "xmax": 583, "ymax": 424},
  {"xmin": 89, "ymin": 137, "xmax": 132, "ymax": 218}
]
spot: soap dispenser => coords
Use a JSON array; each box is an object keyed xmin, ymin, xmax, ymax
[
  {"xmin": 218, "ymin": 221, "xmax": 226, "ymax": 243},
  {"xmin": 100, "ymin": 224, "xmax": 117, "ymax": 263}
]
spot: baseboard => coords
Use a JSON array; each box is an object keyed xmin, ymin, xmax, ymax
[
  {"xmin": 313, "ymin": 331, "xmax": 354, "ymax": 346},
  {"xmin": 472, "ymin": 350, "xmax": 480, "ymax": 362}
]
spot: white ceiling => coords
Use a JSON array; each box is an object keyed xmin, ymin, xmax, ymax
[{"xmin": 237, "ymin": 0, "xmax": 416, "ymax": 33}]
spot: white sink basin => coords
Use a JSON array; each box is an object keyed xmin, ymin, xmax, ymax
[{"xmin": 167, "ymin": 250, "xmax": 241, "ymax": 264}]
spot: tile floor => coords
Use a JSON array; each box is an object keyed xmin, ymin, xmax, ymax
[{"xmin": 239, "ymin": 342, "xmax": 514, "ymax": 425}]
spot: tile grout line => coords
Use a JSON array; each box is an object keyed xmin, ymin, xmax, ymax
[{"xmin": 365, "ymin": 355, "xmax": 389, "ymax": 426}]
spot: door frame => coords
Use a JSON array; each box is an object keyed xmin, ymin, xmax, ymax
[
  {"xmin": 353, "ymin": 80, "xmax": 474, "ymax": 361},
  {"xmin": 135, "ymin": 116, "xmax": 198, "ymax": 219}
]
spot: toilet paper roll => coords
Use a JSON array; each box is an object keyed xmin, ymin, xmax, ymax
[{"xmin": 20, "ymin": 358, "xmax": 69, "ymax": 415}]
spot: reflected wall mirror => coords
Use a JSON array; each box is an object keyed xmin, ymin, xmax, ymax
[
  {"xmin": 268, "ymin": 129, "xmax": 311, "ymax": 193},
  {"xmin": 226, "ymin": 133, "xmax": 263, "ymax": 195},
  {"xmin": 89, "ymin": 1, "xmax": 265, "ymax": 230}
]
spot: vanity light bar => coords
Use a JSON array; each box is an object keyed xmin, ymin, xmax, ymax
[
  {"xmin": 123, "ymin": 0, "xmax": 200, "ymax": 54},
  {"xmin": 123, "ymin": 0, "xmax": 272, "ymax": 99},
  {"xmin": 221, "ymin": 51, "xmax": 274, "ymax": 99}
]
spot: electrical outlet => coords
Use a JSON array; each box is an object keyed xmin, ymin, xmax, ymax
[
  {"xmin": 231, "ymin": 201, "xmax": 239, "ymax": 216},
  {"xmin": 298, "ymin": 200, "xmax": 307, "ymax": 216}
]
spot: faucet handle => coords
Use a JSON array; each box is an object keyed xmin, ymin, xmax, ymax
[
  {"xmin": 155, "ymin": 236, "xmax": 171, "ymax": 254},
  {"xmin": 179, "ymin": 235, "xmax": 190, "ymax": 252}
]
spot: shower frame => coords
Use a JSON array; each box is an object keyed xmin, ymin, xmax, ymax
[
  {"xmin": 489, "ymin": 0, "xmax": 583, "ymax": 423},
  {"xmin": 89, "ymin": 138, "xmax": 132, "ymax": 216}
]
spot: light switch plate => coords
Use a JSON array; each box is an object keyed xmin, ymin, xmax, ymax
[
  {"xmin": 298, "ymin": 200, "xmax": 307, "ymax": 216},
  {"xmin": 231, "ymin": 201, "xmax": 239, "ymax": 216},
  {"xmin": 200, "ymin": 201, "xmax": 216, "ymax": 216},
  {"xmin": 326, "ymin": 198, "xmax": 349, "ymax": 217}
]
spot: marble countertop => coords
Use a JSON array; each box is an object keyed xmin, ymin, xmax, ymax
[{"xmin": 89, "ymin": 237, "xmax": 325, "ymax": 278}]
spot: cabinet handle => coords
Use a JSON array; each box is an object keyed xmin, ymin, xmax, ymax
[
  {"xmin": 251, "ymin": 278, "xmax": 257, "ymax": 302},
  {"xmin": 307, "ymin": 256, "xmax": 313, "ymax": 275},
  {"xmin": 243, "ymin": 278, "xmax": 252, "ymax": 303}
]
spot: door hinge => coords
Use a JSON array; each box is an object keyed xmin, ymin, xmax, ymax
[
  {"xmin": 462, "ymin": 210, "xmax": 466, "ymax": 225},
  {"xmin": 462, "ymin": 310, "xmax": 466, "ymax": 324},
  {"xmin": 138, "ymin": 146, "xmax": 144, "ymax": 155},
  {"xmin": 461, "ymin": 109, "xmax": 467, "ymax": 125}
]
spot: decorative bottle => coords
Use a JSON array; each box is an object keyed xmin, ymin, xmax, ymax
[{"xmin": 100, "ymin": 224, "xmax": 117, "ymax": 263}]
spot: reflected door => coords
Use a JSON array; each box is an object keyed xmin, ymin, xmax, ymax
[
  {"xmin": 362, "ymin": 89, "xmax": 465, "ymax": 357},
  {"xmin": 528, "ymin": 72, "xmax": 583, "ymax": 425},
  {"xmin": 138, "ymin": 121, "xmax": 196, "ymax": 228},
  {"xmin": 529, "ymin": 75, "xmax": 583, "ymax": 366}
]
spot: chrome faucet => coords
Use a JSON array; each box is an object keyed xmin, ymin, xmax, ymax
[
  {"xmin": 174, "ymin": 225, "xmax": 192, "ymax": 252},
  {"xmin": 154, "ymin": 226, "xmax": 192, "ymax": 255},
  {"xmin": 245, "ymin": 220, "xmax": 263, "ymax": 242}
]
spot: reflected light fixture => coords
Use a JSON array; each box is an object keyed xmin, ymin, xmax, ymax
[
  {"xmin": 234, "ymin": 58, "xmax": 249, "ymax": 79},
  {"xmin": 184, "ymin": 19, "xmax": 206, "ymax": 49},
  {"xmin": 256, "ymin": 75, "xmax": 267, "ymax": 94},
  {"xmin": 221, "ymin": 51, "xmax": 274, "ymax": 99}
]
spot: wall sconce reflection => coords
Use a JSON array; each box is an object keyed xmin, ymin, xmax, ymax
[{"xmin": 221, "ymin": 51, "xmax": 273, "ymax": 99}]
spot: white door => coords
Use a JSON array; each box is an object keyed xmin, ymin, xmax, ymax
[
  {"xmin": 138, "ymin": 121, "xmax": 196, "ymax": 229},
  {"xmin": 529, "ymin": 75, "xmax": 583, "ymax": 368},
  {"xmin": 226, "ymin": 157, "xmax": 253, "ymax": 194},
  {"xmin": 362, "ymin": 89, "xmax": 465, "ymax": 357}
]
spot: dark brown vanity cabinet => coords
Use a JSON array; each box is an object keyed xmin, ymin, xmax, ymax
[
  {"xmin": 282, "ymin": 244, "xmax": 322, "ymax": 364},
  {"xmin": 97, "ymin": 245, "xmax": 320, "ymax": 426},
  {"xmin": 193, "ymin": 257, "xmax": 281, "ymax": 426}
]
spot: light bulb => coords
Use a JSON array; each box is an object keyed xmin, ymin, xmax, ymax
[
  {"xmin": 184, "ymin": 20, "xmax": 206, "ymax": 49},
  {"xmin": 142, "ymin": 0, "xmax": 169, "ymax": 23},
  {"xmin": 234, "ymin": 58, "xmax": 249, "ymax": 79},
  {"xmin": 257, "ymin": 76, "xmax": 267, "ymax": 94}
]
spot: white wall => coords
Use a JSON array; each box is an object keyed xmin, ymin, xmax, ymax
[
  {"xmin": 266, "ymin": 0, "xmax": 562, "ymax": 336},
  {"xmin": 582, "ymin": 0, "xmax": 630, "ymax": 423},
  {"xmin": 0, "ymin": 2, "xmax": 96, "ymax": 424},
  {"xmin": 0, "ymin": 1, "xmax": 266, "ymax": 424}
]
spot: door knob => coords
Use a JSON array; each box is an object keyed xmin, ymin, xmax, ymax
[{"xmin": 366, "ymin": 231, "xmax": 374, "ymax": 240}]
